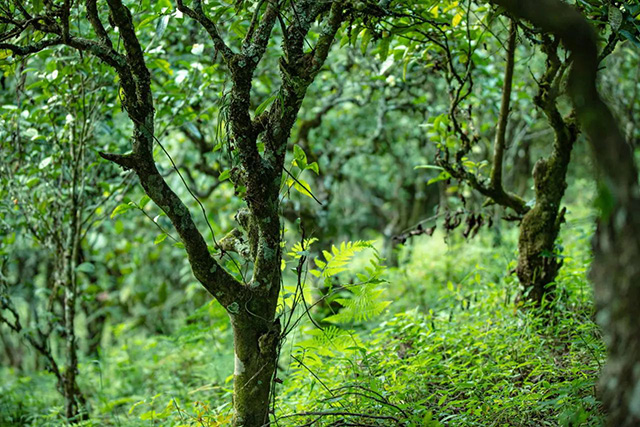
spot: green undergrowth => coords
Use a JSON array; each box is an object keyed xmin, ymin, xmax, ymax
[
  {"xmin": 1, "ymin": 209, "xmax": 604, "ymax": 426},
  {"xmin": 271, "ymin": 210, "xmax": 604, "ymax": 426}
]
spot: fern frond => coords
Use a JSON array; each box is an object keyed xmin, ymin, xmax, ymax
[
  {"xmin": 310, "ymin": 240, "xmax": 375, "ymax": 278},
  {"xmin": 287, "ymin": 238, "xmax": 319, "ymax": 259},
  {"xmin": 323, "ymin": 253, "xmax": 391, "ymax": 324}
]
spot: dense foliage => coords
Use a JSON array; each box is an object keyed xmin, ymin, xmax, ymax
[{"xmin": 0, "ymin": 0, "xmax": 639, "ymax": 426}]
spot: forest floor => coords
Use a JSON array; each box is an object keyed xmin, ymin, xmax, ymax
[{"xmin": 1, "ymin": 202, "xmax": 604, "ymax": 426}]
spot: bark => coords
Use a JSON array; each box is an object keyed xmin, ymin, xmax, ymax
[
  {"xmin": 231, "ymin": 314, "xmax": 280, "ymax": 426},
  {"xmin": 516, "ymin": 38, "xmax": 578, "ymax": 305},
  {"xmin": 488, "ymin": 0, "xmax": 640, "ymax": 424}
]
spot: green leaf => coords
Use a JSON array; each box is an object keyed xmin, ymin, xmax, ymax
[
  {"xmin": 154, "ymin": 234, "xmax": 168, "ymax": 245},
  {"xmin": 427, "ymin": 171, "xmax": 451, "ymax": 185},
  {"xmin": 75, "ymin": 262, "xmax": 95, "ymax": 274},
  {"xmin": 26, "ymin": 177, "xmax": 40, "ymax": 188},
  {"xmin": 219, "ymin": 169, "xmax": 231, "ymax": 181},
  {"xmin": 620, "ymin": 29, "xmax": 640, "ymax": 49},
  {"xmin": 361, "ymin": 29, "xmax": 372, "ymax": 55},
  {"xmin": 156, "ymin": 15, "xmax": 170, "ymax": 39},
  {"xmin": 139, "ymin": 410, "xmax": 155, "ymax": 420},
  {"xmin": 306, "ymin": 162, "xmax": 319, "ymax": 175},
  {"xmin": 293, "ymin": 178, "xmax": 313, "ymax": 198},
  {"xmin": 414, "ymin": 165, "xmax": 444, "ymax": 171},
  {"xmin": 293, "ymin": 145, "xmax": 307, "ymax": 169},
  {"xmin": 129, "ymin": 400, "xmax": 146, "ymax": 415},
  {"xmin": 255, "ymin": 94, "xmax": 276, "ymax": 115},
  {"xmin": 379, "ymin": 36, "xmax": 391, "ymax": 60},
  {"xmin": 111, "ymin": 203, "xmax": 132, "ymax": 219},
  {"xmin": 156, "ymin": 0, "xmax": 172, "ymax": 10},
  {"xmin": 137, "ymin": 14, "xmax": 158, "ymax": 30},
  {"xmin": 39, "ymin": 156, "xmax": 52, "ymax": 168},
  {"xmin": 609, "ymin": 5, "xmax": 623, "ymax": 30},
  {"xmin": 452, "ymin": 12, "xmax": 463, "ymax": 27},
  {"xmin": 139, "ymin": 195, "xmax": 151, "ymax": 209}
]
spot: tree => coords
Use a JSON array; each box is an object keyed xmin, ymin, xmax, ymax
[
  {"xmin": 432, "ymin": 16, "xmax": 581, "ymax": 305},
  {"xmin": 487, "ymin": 0, "xmax": 640, "ymax": 424},
  {"xmin": 0, "ymin": 0, "xmax": 388, "ymax": 424},
  {"xmin": 379, "ymin": 0, "xmax": 626, "ymax": 306},
  {"xmin": 0, "ymin": 55, "xmax": 125, "ymax": 420}
]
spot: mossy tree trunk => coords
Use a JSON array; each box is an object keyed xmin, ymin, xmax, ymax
[
  {"xmin": 516, "ymin": 37, "xmax": 578, "ymax": 305},
  {"xmin": 3, "ymin": 0, "xmax": 356, "ymax": 424},
  {"xmin": 488, "ymin": 0, "xmax": 640, "ymax": 424},
  {"xmin": 436, "ymin": 21, "xmax": 577, "ymax": 306}
]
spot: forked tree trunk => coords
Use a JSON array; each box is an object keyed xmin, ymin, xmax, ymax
[{"xmin": 95, "ymin": 2, "xmax": 349, "ymax": 425}]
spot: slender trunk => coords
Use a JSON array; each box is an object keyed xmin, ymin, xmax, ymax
[
  {"xmin": 61, "ymin": 126, "xmax": 87, "ymax": 421},
  {"xmin": 490, "ymin": 19, "xmax": 517, "ymax": 191}
]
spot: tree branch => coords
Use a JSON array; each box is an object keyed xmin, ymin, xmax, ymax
[
  {"xmin": 242, "ymin": 0, "xmax": 278, "ymax": 69},
  {"xmin": 490, "ymin": 19, "xmax": 516, "ymax": 191},
  {"xmin": 0, "ymin": 37, "xmax": 63, "ymax": 55},
  {"xmin": 85, "ymin": 0, "xmax": 113, "ymax": 49}
]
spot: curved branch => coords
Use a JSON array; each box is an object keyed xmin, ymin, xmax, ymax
[{"xmin": 0, "ymin": 37, "xmax": 63, "ymax": 55}]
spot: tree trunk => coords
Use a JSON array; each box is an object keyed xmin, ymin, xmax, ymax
[
  {"xmin": 516, "ymin": 148, "xmax": 573, "ymax": 305},
  {"xmin": 516, "ymin": 38, "xmax": 577, "ymax": 306},
  {"xmin": 592, "ymin": 205, "xmax": 640, "ymax": 425},
  {"xmin": 516, "ymin": 184, "xmax": 565, "ymax": 305},
  {"xmin": 61, "ymin": 144, "xmax": 88, "ymax": 421},
  {"xmin": 230, "ymin": 195, "xmax": 282, "ymax": 426},
  {"xmin": 231, "ymin": 313, "xmax": 280, "ymax": 426}
]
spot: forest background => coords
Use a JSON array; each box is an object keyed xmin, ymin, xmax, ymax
[{"xmin": 1, "ymin": 0, "xmax": 640, "ymax": 426}]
